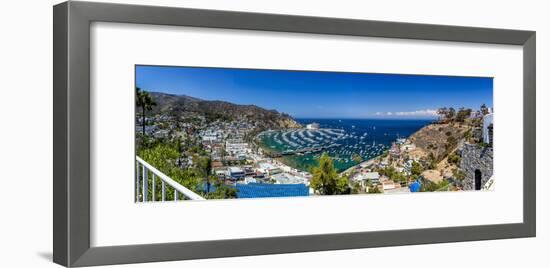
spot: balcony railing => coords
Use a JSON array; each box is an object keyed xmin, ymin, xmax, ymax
[{"xmin": 135, "ymin": 156, "xmax": 205, "ymax": 202}]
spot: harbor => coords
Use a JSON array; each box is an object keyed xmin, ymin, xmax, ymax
[{"xmin": 257, "ymin": 119, "xmax": 431, "ymax": 173}]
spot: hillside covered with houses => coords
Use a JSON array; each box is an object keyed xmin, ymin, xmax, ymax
[{"xmin": 135, "ymin": 87, "xmax": 494, "ymax": 201}]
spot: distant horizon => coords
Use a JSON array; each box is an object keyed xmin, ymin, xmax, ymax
[{"xmin": 137, "ymin": 65, "xmax": 493, "ymax": 119}]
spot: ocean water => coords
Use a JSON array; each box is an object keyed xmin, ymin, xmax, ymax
[{"xmin": 258, "ymin": 118, "xmax": 433, "ymax": 172}]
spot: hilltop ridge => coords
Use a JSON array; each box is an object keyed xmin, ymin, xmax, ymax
[{"xmin": 147, "ymin": 92, "xmax": 302, "ymax": 130}]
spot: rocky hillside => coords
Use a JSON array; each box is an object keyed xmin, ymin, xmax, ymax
[
  {"xmin": 409, "ymin": 122, "xmax": 471, "ymax": 161},
  {"xmin": 402, "ymin": 122, "xmax": 473, "ymax": 183},
  {"xmin": 148, "ymin": 92, "xmax": 302, "ymax": 129}
]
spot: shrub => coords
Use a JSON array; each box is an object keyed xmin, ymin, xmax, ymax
[{"xmin": 447, "ymin": 152, "xmax": 461, "ymax": 165}]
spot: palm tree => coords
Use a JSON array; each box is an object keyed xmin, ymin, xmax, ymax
[{"xmin": 136, "ymin": 87, "xmax": 156, "ymax": 137}]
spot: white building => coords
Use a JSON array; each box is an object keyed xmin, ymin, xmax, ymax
[
  {"xmin": 271, "ymin": 173, "xmax": 307, "ymax": 184},
  {"xmin": 363, "ymin": 172, "xmax": 380, "ymax": 183},
  {"xmin": 401, "ymin": 143, "xmax": 416, "ymax": 151},
  {"xmin": 244, "ymin": 177, "xmax": 257, "ymax": 184},
  {"xmin": 228, "ymin": 167, "xmax": 245, "ymax": 179},
  {"xmin": 382, "ymin": 181, "xmax": 397, "ymax": 190},
  {"xmin": 257, "ymin": 162, "xmax": 282, "ymax": 175},
  {"xmin": 396, "ymin": 138, "xmax": 407, "ymax": 144},
  {"xmin": 201, "ymin": 134, "xmax": 218, "ymax": 143},
  {"xmin": 482, "ymin": 113, "xmax": 494, "ymax": 144},
  {"xmin": 225, "ymin": 140, "xmax": 250, "ymax": 156},
  {"xmin": 353, "ymin": 171, "xmax": 380, "ymax": 185},
  {"xmin": 306, "ymin": 123, "xmax": 320, "ymax": 130}
]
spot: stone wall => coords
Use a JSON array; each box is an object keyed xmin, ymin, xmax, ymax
[{"xmin": 460, "ymin": 143, "xmax": 493, "ymax": 190}]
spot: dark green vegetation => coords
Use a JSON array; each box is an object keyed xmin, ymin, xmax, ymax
[
  {"xmin": 437, "ymin": 106, "xmax": 474, "ymax": 123},
  {"xmin": 420, "ymin": 179, "xmax": 452, "ymax": 192},
  {"xmin": 309, "ymin": 154, "xmax": 351, "ymax": 195},
  {"xmin": 378, "ymin": 166, "xmax": 408, "ymax": 185},
  {"xmin": 411, "ymin": 161, "xmax": 424, "ymax": 176},
  {"xmin": 138, "ymin": 141, "xmax": 201, "ymax": 200},
  {"xmin": 309, "ymin": 153, "xmax": 382, "ymax": 195},
  {"xmin": 137, "ymin": 139, "xmax": 236, "ymax": 200}
]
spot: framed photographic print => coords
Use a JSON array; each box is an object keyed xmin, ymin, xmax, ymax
[{"xmin": 53, "ymin": 1, "xmax": 536, "ymax": 267}]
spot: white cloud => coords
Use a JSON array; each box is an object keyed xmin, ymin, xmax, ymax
[
  {"xmin": 375, "ymin": 109, "xmax": 438, "ymax": 117},
  {"xmin": 395, "ymin": 109, "xmax": 438, "ymax": 116}
]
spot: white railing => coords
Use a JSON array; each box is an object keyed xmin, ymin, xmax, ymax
[{"xmin": 135, "ymin": 156, "xmax": 205, "ymax": 202}]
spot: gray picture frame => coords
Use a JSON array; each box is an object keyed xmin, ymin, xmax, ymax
[{"xmin": 53, "ymin": 1, "xmax": 536, "ymax": 267}]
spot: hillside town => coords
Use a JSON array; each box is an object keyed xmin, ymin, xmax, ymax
[
  {"xmin": 136, "ymin": 88, "xmax": 494, "ymax": 199},
  {"xmin": 136, "ymin": 109, "xmax": 313, "ymax": 197}
]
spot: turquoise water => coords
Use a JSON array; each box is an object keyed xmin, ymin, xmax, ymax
[{"xmin": 258, "ymin": 119, "xmax": 433, "ymax": 172}]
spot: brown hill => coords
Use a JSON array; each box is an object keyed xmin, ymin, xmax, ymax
[
  {"xmin": 147, "ymin": 92, "xmax": 301, "ymax": 129},
  {"xmin": 409, "ymin": 122, "xmax": 470, "ymax": 161}
]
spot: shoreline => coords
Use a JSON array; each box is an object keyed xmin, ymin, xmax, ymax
[{"xmin": 339, "ymin": 155, "xmax": 382, "ymax": 175}]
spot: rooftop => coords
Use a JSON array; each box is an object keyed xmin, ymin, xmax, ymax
[{"xmin": 236, "ymin": 183, "xmax": 309, "ymax": 198}]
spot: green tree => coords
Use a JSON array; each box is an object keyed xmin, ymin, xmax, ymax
[
  {"xmin": 367, "ymin": 185, "xmax": 381, "ymax": 194},
  {"xmin": 420, "ymin": 180, "xmax": 437, "ymax": 192},
  {"xmin": 136, "ymin": 87, "xmax": 157, "ymax": 137},
  {"xmin": 204, "ymin": 175, "xmax": 218, "ymax": 195},
  {"xmin": 447, "ymin": 152, "xmax": 461, "ymax": 165},
  {"xmin": 456, "ymin": 107, "xmax": 472, "ymax": 122},
  {"xmin": 138, "ymin": 143, "xmax": 202, "ymax": 201},
  {"xmin": 452, "ymin": 168, "xmax": 466, "ymax": 181},
  {"xmin": 193, "ymin": 155, "xmax": 212, "ymax": 178},
  {"xmin": 201, "ymin": 174, "xmax": 238, "ymax": 199},
  {"xmin": 351, "ymin": 180, "xmax": 363, "ymax": 194},
  {"xmin": 447, "ymin": 107, "xmax": 456, "ymax": 120},
  {"xmin": 175, "ymin": 137, "xmax": 183, "ymax": 167},
  {"xmin": 310, "ymin": 154, "xmax": 349, "ymax": 195},
  {"xmin": 420, "ymin": 179, "xmax": 451, "ymax": 192},
  {"xmin": 206, "ymin": 185, "xmax": 238, "ymax": 199},
  {"xmin": 437, "ymin": 107, "xmax": 449, "ymax": 121},
  {"xmin": 393, "ymin": 172, "xmax": 407, "ymax": 184},
  {"xmin": 411, "ymin": 161, "xmax": 424, "ymax": 176},
  {"xmin": 437, "ymin": 107, "xmax": 459, "ymax": 121},
  {"xmin": 352, "ymin": 153, "xmax": 363, "ymax": 163},
  {"xmin": 336, "ymin": 176, "xmax": 351, "ymax": 194}
]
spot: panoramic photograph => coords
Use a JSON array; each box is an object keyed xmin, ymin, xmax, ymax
[{"xmin": 134, "ymin": 65, "xmax": 494, "ymax": 202}]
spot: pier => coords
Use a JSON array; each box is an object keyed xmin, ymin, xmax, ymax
[{"xmin": 268, "ymin": 144, "xmax": 342, "ymax": 157}]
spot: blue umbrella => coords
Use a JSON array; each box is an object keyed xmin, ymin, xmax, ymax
[{"xmin": 409, "ymin": 180, "xmax": 421, "ymax": 192}]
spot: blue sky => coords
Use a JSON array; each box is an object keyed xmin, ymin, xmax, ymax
[{"xmin": 136, "ymin": 65, "xmax": 493, "ymax": 119}]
